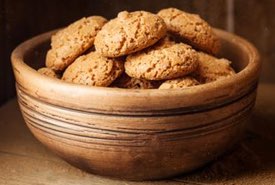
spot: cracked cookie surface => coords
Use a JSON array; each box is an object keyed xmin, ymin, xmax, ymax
[
  {"xmin": 158, "ymin": 8, "xmax": 220, "ymax": 55},
  {"xmin": 194, "ymin": 52, "xmax": 236, "ymax": 83},
  {"xmin": 94, "ymin": 11, "xmax": 167, "ymax": 57},
  {"xmin": 125, "ymin": 43, "xmax": 198, "ymax": 80},
  {"xmin": 62, "ymin": 52, "xmax": 124, "ymax": 87},
  {"xmin": 46, "ymin": 16, "xmax": 107, "ymax": 71},
  {"xmin": 159, "ymin": 76, "xmax": 199, "ymax": 89}
]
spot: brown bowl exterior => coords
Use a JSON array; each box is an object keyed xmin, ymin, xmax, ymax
[{"xmin": 11, "ymin": 29, "xmax": 260, "ymax": 180}]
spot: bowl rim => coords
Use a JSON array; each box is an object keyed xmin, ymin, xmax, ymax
[{"xmin": 11, "ymin": 28, "xmax": 261, "ymax": 114}]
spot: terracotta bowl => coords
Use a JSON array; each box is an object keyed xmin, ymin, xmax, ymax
[{"xmin": 11, "ymin": 29, "xmax": 260, "ymax": 181}]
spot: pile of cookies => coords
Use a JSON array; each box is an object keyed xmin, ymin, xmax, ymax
[{"xmin": 38, "ymin": 8, "xmax": 236, "ymax": 89}]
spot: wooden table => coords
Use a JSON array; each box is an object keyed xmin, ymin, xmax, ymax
[{"xmin": 1, "ymin": 83, "xmax": 275, "ymax": 185}]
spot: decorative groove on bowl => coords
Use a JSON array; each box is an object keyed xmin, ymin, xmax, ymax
[
  {"xmin": 16, "ymin": 82, "xmax": 258, "ymax": 116},
  {"xmin": 22, "ymin": 103, "xmax": 252, "ymax": 148},
  {"xmin": 21, "ymin": 101, "xmax": 253, "ymax": 139},
  {"xmin": 17, "ymin": 83, "xmax": 256, "ymax": 130},
  {"xmin": 20, "ymin": 97, "xmax": 254, "ymax": 140},
  {"xmin": 18, "ymin": 85, "xmax": 256, "ymax": 150}
]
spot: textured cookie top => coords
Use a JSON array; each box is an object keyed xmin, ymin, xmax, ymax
[
  {"xmin": 125, "ymin": 43, "xmax": 198, "ymax": 80},
  {"xmin": 62, "ymin": 52, "xmax": 124, "ymax": 87},
  {"xmin": 46, "ymin": 16, "xmax": 107, "ymax": 71},
  {"xmin": 37, "ymin": 67, "xmax": 60, "ymax": 79},
  {"xmin": 158, "ymin": 8, "xmax": 220, "ymax": 55},
  {"xmin": 112, "ymin": 73, "xmax": 161, "ymax": 89},
  {"xmin": 159, "ymin": 76, "xmax": 200, "ymax": 89},
  {"xmin": 194, "ymin": 52, "xmax": 236, "ymax": 83},
  {"xmin": 94, "ymin": 11, "xmax": 167, "ymax": 57}
]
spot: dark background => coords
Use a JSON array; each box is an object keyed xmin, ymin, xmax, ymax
[{"xmin": 1, "ymin": 0, "xmax": 274, "ymax": 105}]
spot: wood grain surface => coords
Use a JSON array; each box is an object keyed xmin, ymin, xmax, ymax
[
  {"xmin": 235, "ymin": 0, "xmax": 275, "ymax": 83},
  {"xmin": 1, "ymin": 83, "xmax": 275, "ymax": 185}
]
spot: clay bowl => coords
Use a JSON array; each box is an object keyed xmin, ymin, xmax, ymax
[{"xmin": 11, "ymin": 29, "xmax": 260, "ymax": 181}]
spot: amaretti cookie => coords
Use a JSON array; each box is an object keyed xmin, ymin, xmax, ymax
[
  {"xmin": 158, "ymin": 8, "xmax": 220, "ymax": 55},
  {"xmin": 194, "ymin": 52, "xmax": 236, "ymax": 83},
  {"xmin": 46, "ymin": 16, "xmax": 107, "ymax": 71},
  {"xmin": 125, "ymin": 43, "xmax": 198, "ymax": 80},
  {"xmin": 62, "ymin": 52, "xmax": 124, "ymax": 87},
  {"xmin": 159, "ymin": 76, "xmax": 200, "ymax": 89},
  {"xmin": 112, "ymin": 73, "xmax": 161, "ymax": 89},
  {"xmin": 37, "ymin": 67, "xmax": 60, "ymax": 79},
  {"xmin": 94, "ymin": 11, "xmax": 167, "ymax": 57},
  {"xmin": 39, "ymin": 8, "xmax": 237, "ymax": 90}
]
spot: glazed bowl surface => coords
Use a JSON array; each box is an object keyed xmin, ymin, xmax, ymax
[{"xmin": 11, "ymin": 29, "xmax": 260, "ymax": 180}]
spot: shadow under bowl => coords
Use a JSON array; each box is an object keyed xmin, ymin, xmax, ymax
[{"xmin": 11, "ymin": 29, "xmax": 261, "ymax": 181}]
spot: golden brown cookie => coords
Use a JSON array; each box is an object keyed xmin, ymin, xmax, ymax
[
  {"xmin": 37, "ymin": 67, "xmax": 60, "ymax": 79},
  {"xmin": 159, "ymin": 76, "xmax": 200, "ymax": 89},
  {"xmin": 46, "ymin": 16, "xmax": 107, "ymax": 71},
  {"xmin": 62, "ymin": 52, "xmax": 124, "ymax": 87},
  {"xmin": 125, "ymin": 43, "xmax": 198, "ymax": 80},
  {"xmin": 194, "ymin": 52, "xmax": 236, "ymax": 83},
  {"xmin": 94, "ymin": 11, "xmax": 167, "ymax": 57},
  {"xmin": 111, "ymin": 73, "xmax": 161, "ymax": 89},
  {"xmin": 158, "ymin": 8, "xmax": 220, "ymax": 55}
]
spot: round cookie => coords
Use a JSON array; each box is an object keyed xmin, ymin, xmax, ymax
[
  {"xmin": 158, "ymin": 8, "xmax": 220, "ymax": 55},
  {"xmin": 125, "ymin": 43, "xmax": 198, "ymax": 80},
  {"xmin": 62, "ymin": 52, "xmax": 124, "ymax": 87},
  {"xmin": 194, "ymin": 52, "xmax": 236, "ymax": 83},
  {"xmin": 159, "ymin": 76, "xmax": 200, "ymax": 89},
  {"xmin": 94, "ymin": 11, "xmax": 167, "ymax": 57},
  {"xmin": 112, "ymin": 73, "xmax": 161, "ymax": 89},
  {"xmin": 46, "ymin": 16, "xmax": 107, "ymax": 71},
  {"xmin": 37, "ymin": 67, "xmax": 60, "ymax": 78}
]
